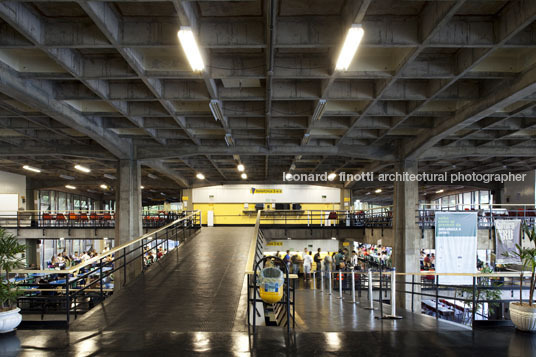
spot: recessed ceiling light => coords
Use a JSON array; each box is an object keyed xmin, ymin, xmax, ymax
[
  {"xmin": 375, "ymin": 189, "xmax": 382, "ymax": 193},
  {"xmin": 104, "ymin": 174, "xmax": 116, "ymax": 180},
  {"xmin": 436, "ymin": 189, "xmax": 444, "ymax": 194},
  {"xmin": 241, "ymin": 173, "xmax": 247, "ymax": 180},
  {"xmin": 196, "ymin": 173, "xmax": 205, "ymax": 180},
  {"xmin": 100, "ymin": 184, "xmax": 108, "ymax": 189},
  {"xmin": 237, "ymin": 164, "xmax": 245, "ymax": 172},
  {"xmin": 23, "ymin": 165, "xmax": 41, "ymax": 173},
  {"xmin": 65, "ymin": 185, "xmax": 76, "ymax": 190},
  {"xmin": 140, "ymin": 185, "xmax": 145, "ymax": 189},
  {"xmin": 335, "ymin": 24, "xmax": 365, "ymax": 71},
  {"xmin": 74, "ymin": 164, "xmax": 90, "ymax": 173},
  {"xmin": 331, "ymin": 237, "xmax": 337, "ymax": 240},
  {"xmin": 178, "ymin": 26, "xmax": 205, "ymax": 72}
]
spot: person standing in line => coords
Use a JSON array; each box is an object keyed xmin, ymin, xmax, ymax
[
  {"xmin": 291, "ymin": 253, "xmax": 300, "ymax": 276},
  {"xmin": 323, "ymin": 252, "xmax": 332, "ymax": 279},
  {"xmin": 314, "ymin": 248, "xmax": 322, "ymax": 275},
  {"xmin": 303, "ymin": 251, "xmax": 313, "ymax": 282},
  {"xmin": 283, "ymin": 250, "xmax": 291, "ymax": 273}
]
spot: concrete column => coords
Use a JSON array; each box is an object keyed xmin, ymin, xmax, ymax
[
  {"xmin": 182, "ymin": 188, "xmax": 192, "ymax": 211},
  {"xmin": 392, "ymin": 160, "xmax": 420, "ymax": 310},
  {"xmin": 114, "ymin": 159, "xmax": 142, "ymax": 289}
]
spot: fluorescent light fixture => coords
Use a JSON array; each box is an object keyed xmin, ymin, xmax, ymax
[
  {"xmin": 140, "ymin": 185, "xmax": 145, "ymax": 189},
  {"xmin": 287, "ymin": 237, "xmax": 291, "ymax": 240},
  {"xmin": 59, "ymin": 237, "xmax": 64, "ymax": 240},
  {"xmin": 375, "ymin": 188, "xmax": 382, "ymax": 193},
  {"xmin": 209, "ymin": 99, "xmax": 225, "ymax": 122},
  {"xmin": 60, "ymin": 174, "xmax": 75, "ymax": 180},
  {"xmin": 335, "ymin": 24, "xmax": 365, "ymax": 71},
  {"xmin": 331, "ymin": 237, "xmax": 337, "ymax": 240},
  {"xmin": 65, "ymin": 185, "xmax": 76, "ymax": 190},
  {"xmin": 103, "ymin": 237, "xmax": 108, "ymax": 240},
  {"xmin": 237, "ymin": 164, "xmax": 245, "ymax": 172},
  {"xmin": 178, "ymin": 26, "xmax": 205, "ymax": 72},
  {"xmin": 100, "ymin": 184, "xmax": 108, "ymax": 189},
  {"xmin": 160, "ymin": 192, "xmax": 166, "ymax": 196},
  {"xmin": 435, "ymin": 189, "xmax": 444, "ymax": 194},
  {"xmin": 312, "ymin": 99, "xmax": 327, "ymax": 121},
  {"xmin": 224, "ymin": 133, "xmax": 234, "ymax": 147},
  {"xmin": 328, "ymin": 172, "xmax": 337, "ymax": 181},
  {"xmin": 104, "ymin": 174, "xmax": 116, "ymax": 180},
  {"xmin": 23, "ymin": 165, "xmax": 41, "ymax": 173},
  {"xmin": 74, "ymin": 164, "xmax": 90, "ymax": 173},
  {"xmin": 196, "ymin": 173, "xmax": 205, "ymax": 180},
  {"xmin": 147, "ymin": 173, "xmax": 158, "ymax": 180},
  {"xmin": 241, "ymin": 173, "xmax": 247, "ymax": 180}
]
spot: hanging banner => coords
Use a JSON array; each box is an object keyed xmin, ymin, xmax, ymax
[
  {"xmin": 495, "ymin": 219, "xmax": 521, "ymax": 264},
  {"xmin": 435, "ymin": 212, "xmax": 478, "ymax": 285}
]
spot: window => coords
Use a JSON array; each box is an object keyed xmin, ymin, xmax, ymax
[{"xmin": 39, "ymin": 191, "xmax": 51, "ymax": 212}]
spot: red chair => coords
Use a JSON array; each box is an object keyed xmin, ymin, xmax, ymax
[
  {"xmin": 56, "ymin": 213, "xmax": 66, "ymax": 227},
  {"xmin": 80, "ymin": 213, "xmax": 89, "ymax": 226}
]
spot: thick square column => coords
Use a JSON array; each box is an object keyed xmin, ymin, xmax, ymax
[
  {"xmin": 114, "ymin": 159, "xmax": 142, "ymax": 288},
  {"xmin": 392, "ymin": 160, "xmax": 420, "ymax": 310}
]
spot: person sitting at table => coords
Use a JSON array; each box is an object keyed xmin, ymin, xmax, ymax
[
  {"xmin": 81, "ymin": 251, "xmax": 90, "ymax": 261},
  {"xmin": 423, "ymin": 254, "xmax": 432, "ymax": 269}
]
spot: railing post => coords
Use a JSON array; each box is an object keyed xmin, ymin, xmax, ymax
[
  {"xmin": 472, "ymin": 276, "xmax": 477, "ymax": 326},
  {"xmin": 435, "ymin": 275, "xmax": 439, "ymax": 320},
  {"xmin": 338, "ymin": 269, "xmax": 343, "ymax": 299},
  {"xmin": 364, "ymin": 269, "xmax": 374, "ymax": 310},
  {"xmin": 321, "ymin": 268, "xmax": 324, "ymax": 291},
  {"xmin": 99, "ymin": 258, "xmax": 104, "ymax": 301},
  {"xmin": 123, "ymin": 247, "xmax": 127, "ymax": 286},
  {"xmin": 65, "ymin": 274, "xmax": 70, "ymax": 324},
  {"xmin": 313, "ymin": 271, "xmax": 316, "ymax": 289},
  {"xmin": 328, "ymin": 271, "xmax": 332, "ymax": 295},
  {"xmin": 390, "ymin": 268, "xmax": 396, "ymax": 316},
  {"xmin": 411, "ymin": 275, "xmax": 415, "ymax": 313},
  {"xmin": 351, "ymin": 268, "xmax": 356, "ymax": 304}
]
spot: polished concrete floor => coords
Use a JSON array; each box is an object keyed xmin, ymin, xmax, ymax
[{"xmin": 4, "ymin": 228, "xmax": 536, "ymax": 355}]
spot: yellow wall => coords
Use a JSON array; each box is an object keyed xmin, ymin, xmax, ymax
[{"xmin": 193, "ymin": 203, "xmax": 341, "ymax": 225}]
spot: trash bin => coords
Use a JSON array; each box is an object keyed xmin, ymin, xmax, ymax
[{"xmin": 258, "ymin": 267, "xmax": 285, "ymax": 304}]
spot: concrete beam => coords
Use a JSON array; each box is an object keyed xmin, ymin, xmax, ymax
[{"xmin": 141, "ymin": 159, "xmax": 189, "ymax": 188}]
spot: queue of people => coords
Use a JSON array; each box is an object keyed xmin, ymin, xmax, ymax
[{"xmin": 49, "ymin": 249, "xmax": 99, "ymax": 269}]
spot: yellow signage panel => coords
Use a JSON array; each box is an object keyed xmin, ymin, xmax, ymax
[
  {"xmin": 267, "ymin": 241, "xmax": 283, "ymax": 246},
  {"xmin": 343, "ymin": 242, "xmax": 350, "ymax": 246},
  {"xmin": 182, "ymin": 196, "xmax": 189, "ymax": 201},
  {"xmin": 344, "ymin": 197, "xmax": 351, "ymax": 202},
  {"xmin": 251, "ymin": 188, "xmax": 282, "ymax": 194}
]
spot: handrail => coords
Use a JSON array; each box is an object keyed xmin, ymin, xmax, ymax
[
  {"xmin": 13, "ymin": 210, "xmax": 200, "ymax": 275},
  {"xmin": 245, "ymin": 210, "xmax": 261, "ymax": 275}
]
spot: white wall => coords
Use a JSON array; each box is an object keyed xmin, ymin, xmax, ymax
[
  {"xmin": 0, "ymin": 170, "xmax": 26, "ymax": 210},
  {"xmin": 503, "ymin": 170, "xmax": 535, "ymax": 205},
  {"xmin": 192, "ymin": 184, "xmax": 340, "ymax": 203}
]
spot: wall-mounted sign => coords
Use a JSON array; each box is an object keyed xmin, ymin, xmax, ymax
[
  {"xmin": 344, "ymin": 197, "xmax": 350, "ymax": 202},
  {"xmin": 267, "ymin": 241, "xmax": 283, "ymax": 246},
  {"xmin": 342, "ymin": 242, "xmax": 350, "ymax": 246},
  {"xmin": 251, "ymin": 188, "xmax": 282, "ymax": 194},
  {"xmin": 182, "ymin": 196, "xmax": 189, "ymax": 201}
]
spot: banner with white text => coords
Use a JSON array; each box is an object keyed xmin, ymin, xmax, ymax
[
  {"xmin": 435, "ymin": 212, "xmax": 478, "ymax": 285},
  {"xmin": 495, "ymin": 219, "xmax": 521, "ymax": 265}
]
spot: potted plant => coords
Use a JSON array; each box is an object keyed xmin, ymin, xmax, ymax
[
  {"xmin": 0, "ymin": 229, "xmax": 25, "ymax": 333},
  {"xmin": 504, "ymin": 224, "xmax": 536, "ymax": 331}
]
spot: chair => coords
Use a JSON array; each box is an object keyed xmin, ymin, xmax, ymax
[
  {"xmin": 56, "ymin": 213, "xmax": 66, "ymax": 227},
  {"xmin": 80, "ymin": 213, "xmax": 89, "ymax": 226},
  {"xmin": 68, "ymin": 213, "xmax": 80, "ymax": 227}
]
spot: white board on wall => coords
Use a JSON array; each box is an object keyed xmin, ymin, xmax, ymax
[
  {"xmin": 192, "ymin": 184, "xmax": 340, "ymax": 203},
  {"xmin": 0, "ymin": 194, "xmax": 19, "ymax": 216}
]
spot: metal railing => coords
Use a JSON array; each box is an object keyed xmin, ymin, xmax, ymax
[
  {"xmin": 245, "ymin": 211, "xmax": 296, "ymax": 333},
  {"xmin": 10, "ymin": 210, "xmax": 201, "ymax": 326},
  {"xmin": 308, "ymin": 266, "xmax": 532, "ymax": 328},
  {"xmin": 0, "ymin": 210, "xmax": 196, "ymax": 231}
]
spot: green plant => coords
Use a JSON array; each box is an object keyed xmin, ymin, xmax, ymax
[
  {"xmin": 0, "ymin": 229, "xmax": 25, "ymax": 310},
  {"xmin": 503, "ymin": 224, "xmax": 536, "ymax": 306},
  {"xmin": 456, "ymin": 265, "xmax": 503, "ymax": 320}
]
